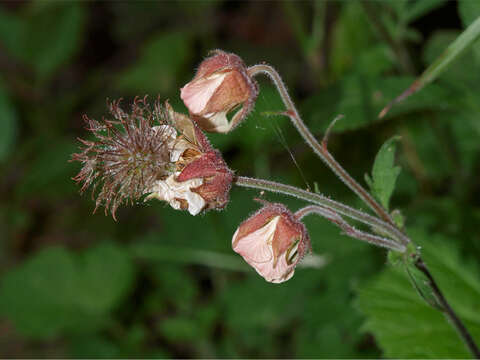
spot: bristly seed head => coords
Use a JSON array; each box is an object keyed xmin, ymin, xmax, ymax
[{"xmin": 71, "ymin": 96, "xmax": 175, "ymax": 220}]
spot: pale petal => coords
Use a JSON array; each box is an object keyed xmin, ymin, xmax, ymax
[
  {"xmin": 232, "ymin": 216, "xmax": 280, "ymax": 263},
  {"xmin": 258, "ymin": 254, "xmax": 295, "ymax": 283},
  {"xmin": 146, "ymin": 174, "xmax": 205, "ymax": 215},
  {"xmin": 181, "ymin": 73, "xmax": 226, "ymax": 114},
  {"xmin": 203, "ymin": 111, "xmax": 231, "ymax": 133},
  {"xmin": 232, "ymin": 215, "xmax": 298, "ymax": 283}
]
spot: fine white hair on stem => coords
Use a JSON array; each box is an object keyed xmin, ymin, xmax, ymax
[
  {"xmin": 247, "ymin": 64, "xmax": 399, "ymax": 229},
  {"xmin": 295, "ymin": 205, "xmax": 405, "ymax": 252},
  {"xmin": 233, "ymin": 175, "xmax": 410, "ymax": 246}
]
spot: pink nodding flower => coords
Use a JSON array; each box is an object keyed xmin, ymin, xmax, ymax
[
  {"xmin": 232, "ymin": 201, "xmax": 310, "ymax": 283},
  {"xmin": 180, "ymin": 50, "xmax": 258, "ymax": 133}
]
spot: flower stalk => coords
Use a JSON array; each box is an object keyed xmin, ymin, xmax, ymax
[
  {"xmin": 246, "ymin": 63, "xmax": 479, "ymax": 358},
  {"xmin": 247, "ymin": 64, "xmax": 398, "ymax": 228},
  {"xmin": 71, "ymin": 49, "xmax": 480, "ymax": 358},
  {"xmin": 233, "ymin": 175, "xmax": 409, "ymax": 247},
  {"xmin": 295, "ymin": 205, "xmax": 405, "ymax": 252}
]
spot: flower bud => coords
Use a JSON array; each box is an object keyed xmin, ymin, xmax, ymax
[
  {"xmin": 180, "ymin": 50, "xmax": 258, "ymax": 133},
  {"xmin": 232, "ymin": 202, "xmax": 310, "ymax": 283}
]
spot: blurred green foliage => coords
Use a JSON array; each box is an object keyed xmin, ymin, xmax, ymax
[
  {"xmin": 357, "ymin": 229, "xmax": 480, "ymax": 358},
  {"xmin": 0, "ymin": 0, "xmax": 479, "ymax": 358}
]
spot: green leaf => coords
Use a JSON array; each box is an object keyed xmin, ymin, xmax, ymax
[
  {"xmin": 458, "ymin": 1, "xmax": 480, "ymax": 26},
  {"xmin": 356, "ymin": 230, "xmax": 480, "ymax": 358},
  {"xmin": 158, "ymin": 317, "xmax": 198, "ymax": 342},
  {"xmin": 69, "ymin": 335, "xmax": 122, "ymax": 359},
  {"xmin": 458, "ymin": 1, "xmax": 480, "ymax": 61},
  {"xmin": 353, "ymin": 45, "xmax": 395, "ymax": 76},
  {"xmin": 131, "ymin": 242, "xmax": 248, "ymax": 272},
  {"xmin": 0, "ymin": 3, "xmax": 85, "ymax": 81},
  {"xmin": 76, "ymin": 242, "xmax": 135, "ymax": 314},
  {"xmin": 2, "ymin": 2, "xmax": 85, "ymax": 81},
  {"xmin": 330, "ymin": 2, "xmax": 375, "ymax": 79},
  {"xmin": 365, "ymin": 136, "xmax": 401, "ymax": 210},
  {"xmin": 0, "ymin": 8, "xmax": 25, "ymax": 60},
  {"xmin": 117, "ymin": 31, "xmax": 192, "ymax": 94},
  {"xmin": 0, "ymin": 79, "xmax": 18, "ymax": 162},
  {"xmin": 302, "ymin": 75, "xmax": 454, "ymax": 133},
  {"xmin": 0, "ymin": 3, "xmax": 86, "ymax": 81},
  {"xmin": 0, "ymin": 242, "xmax": 134, "ymax": 339},
  {"xmin": 423, "ymin": 30, "xmax": 480, "ymax": 95},
  {"xmin": 379, "ymin": 15, "xmax": 480, "ymax": 117},
  {"xmin": 16, "ymin": 138, "xmax": 77, "ymax": 198},
  {"xmin": 28, "ymin": 3, "xmax": 85, "ymax": 80}
]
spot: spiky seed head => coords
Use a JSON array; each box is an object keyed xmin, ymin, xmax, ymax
[{"xmin": 71, "ymin": 97, "xmax": 176, "ymax": 220}]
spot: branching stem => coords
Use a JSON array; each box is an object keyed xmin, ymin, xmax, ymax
[
  {"xmin": 247, "ymin": 64, "xmax": 398, "ymax": 228},
  {"xmin": 295, "ymin": 205, "xmax": 405, "ymax": 252},
  {"xmin": 234, "ymin": 175, "xmax": 409, "ymax": 247},
  {"xmin": 245, "ymin": 62, "xmax": 480, "ymax": 358}
]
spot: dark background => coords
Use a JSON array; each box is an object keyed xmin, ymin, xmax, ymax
[{"xmin": 0, "ymin": 0, "xmax": 480, "ymax": 358}]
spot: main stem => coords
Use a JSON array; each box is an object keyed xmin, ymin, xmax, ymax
[
  {"xmin": 247, "ymin": 64, "xmax": 397, "ymax": 228},
  {"xmin": 415, "ymin": 258, "xmax": 480, "ymax": 358},
  {"xmin": 246, "ymin": 62, "xmax": 479, "ymax": 357},
  {"xmin": 234, "ymin": 175, "xmax": 409, "ymax": 247}
]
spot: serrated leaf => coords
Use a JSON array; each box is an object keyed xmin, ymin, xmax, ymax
[
  {"xmin": 0, "ymin": 242, "xmax": 134, "ymax": 339},
  {"xmin": 356, "ymin": 230, "xmax": 480, "ymax": 358},
  {"xmin": 366, "ymin": 136, "xmax": 401, "ymax": 210}
]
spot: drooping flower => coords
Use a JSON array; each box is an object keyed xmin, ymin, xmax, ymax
[
  {"xmin": 146, "ymin": 105, "xmax": 234, "ymax": 213},
  {"xmin": 232, "ymin": 201, "xmax": 310, "ymax": 283},
  {"xmin": 180, "ymin": 50, "xmax": 258, "ymax": 133},
  {"xmin": 71, "ymin": 97, "xmax": 233, "ymax": 219}
]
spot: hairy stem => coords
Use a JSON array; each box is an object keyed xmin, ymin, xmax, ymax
[
  {"xmin": 247, "ymin": 64, "xmax": 398, "ymax": 228},
  {"xmin": 414, "ymin": 257, "xmax": 480, "ymax": 358},
  {"xmin": 234, "ymin": 175, "xmax": 409, "ymax": 247},
  {"xmin": 246, "ymin": 62, "xmax": 479, "ymax": 355},
  {"xmin": 295, "ymin": 205, "xmax": 405, "ymax": 251}
]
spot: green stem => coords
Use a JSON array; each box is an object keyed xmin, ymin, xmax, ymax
[
  {"xmin": 234, "ymin": 175, "xmax": 409, "ymax": 247},
  {"xmin": 414, "ymin": 257, "xmax": 480, "ymax": 358},
  {"xmin": 247, "ymin": 64, "xmax": 398, "ymax": 228},
  {"xmin": 295, "ymin": 205, "xmax": 405, "ymax": 251},
  {"xmin": 246, "ymin": 58, "xmax": 479, "ymax": 357}
]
